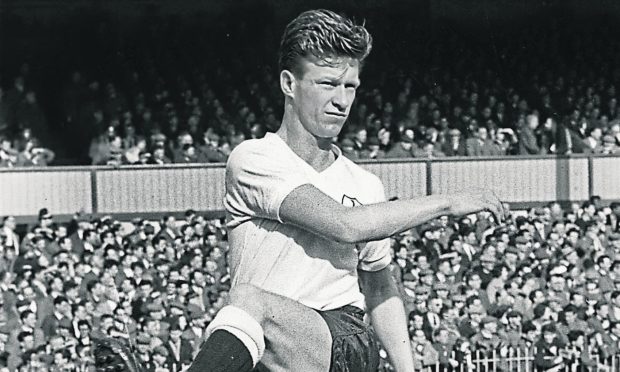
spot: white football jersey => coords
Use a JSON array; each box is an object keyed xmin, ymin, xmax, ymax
[{"xmin": 224, "ymin": 133, "xmax": 392, "ymax": 311}]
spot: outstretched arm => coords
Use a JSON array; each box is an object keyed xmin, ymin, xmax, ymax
[
  {"xmin": 359, "ymin": 267, "xmax": 414, "ymax": 372},
  {"xmin": 279, "ymin": 184, "xmax": 504, "ymax": 244}
]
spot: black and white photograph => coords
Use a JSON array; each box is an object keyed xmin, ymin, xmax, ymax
[{"xmin": 1, "ymin": 0, "xmax": 620, "ymax": 371}]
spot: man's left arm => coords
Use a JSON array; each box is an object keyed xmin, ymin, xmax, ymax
[{"xmin": 359, "ymin": 267, "xmax": 414, "ymax": 372}]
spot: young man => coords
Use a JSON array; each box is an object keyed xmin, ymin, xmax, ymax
[{"xmin": 95, "ymin": 9, "xmax": 503, "ymax": 372}]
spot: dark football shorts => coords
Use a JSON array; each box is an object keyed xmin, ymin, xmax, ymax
[{"xmin": 316, "ymin": 305, "xmax": 380, "ymax": 372}]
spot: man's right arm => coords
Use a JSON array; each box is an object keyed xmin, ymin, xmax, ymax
[{"xmin": 279, "ymin": 184, "xmax": 504, "ymax": 244}]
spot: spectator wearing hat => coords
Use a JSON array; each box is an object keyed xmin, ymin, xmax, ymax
[
  {"xmin": 470, "ymin": 316, "xmax": 503, "ymax": 353},
  {"xmin": 166, "ymin": 322, "xmax": 193, "ymax": 372},
  {"xmin": 400, "ymin": 273, "xmax": 418, "ymax": 315},
  {"xmin": 534, "ymin": 323, "xmax": 566, "ymax": 371},
  {"xmin": 385, "ymin": 135, "xmax": 416, "ymax": 158},
  {"xmin": 432, "ymin": 282, "xmax": 451, "ymax": 304}
]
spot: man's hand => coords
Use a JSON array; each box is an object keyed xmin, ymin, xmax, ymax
[{"xmin": 448, "ymin": 189, "xmax": 506, "ymax": 223}]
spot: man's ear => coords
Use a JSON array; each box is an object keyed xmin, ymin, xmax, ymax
[{"xmin": 280, "ymin": 70, "xmax": 296, "ymax": 99}]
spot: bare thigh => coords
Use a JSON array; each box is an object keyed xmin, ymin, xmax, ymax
[{"xmin": 229, "ymin": 284, "xmax": 332, "ymax": 372}]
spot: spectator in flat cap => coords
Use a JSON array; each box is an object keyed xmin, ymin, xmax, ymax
[
  {"xmin": 470, "ymin": 316, "xmax": 503, "ymax": 353},
  {"xmin": 400, "ymin": 273, "xmax": 418, "ymax": 314},
  {"xmin": 385, "ymin": 134, "xmax": 417, "ymax": 159}
]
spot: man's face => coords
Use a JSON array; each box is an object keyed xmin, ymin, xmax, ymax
[
  {"xmin": 543, "ymin": 331, "xmax": 555, "ymax": 343},
  {"xmin": 23, "ymin": 335, "xmax": 35, "ymax": 350},
  {"xmin": 565, "ymin": 311, "xmax": 576, "ymax": 323},
  {"xmin": 429, "ymin": 299, "xmax": 443, "ymax": 313},
  {"xmin": 4, "ymin": 216, "xmax": 16, "ymax": 230},
  {"xmin": 288, "ymin": 57, "xmax": 360, "ymax": 139},
  {"xmin": 24, "ymin": 313, "xmax": 37, "ymax": 328}
]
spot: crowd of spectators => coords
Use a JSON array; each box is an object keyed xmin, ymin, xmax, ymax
[
  {"xmin": 3, "ymin": 15, "xmax": 620, "ymax": 166},
  {"xmin": 2, "ymin": 196, "xmax": 620, "ymax": 371}
]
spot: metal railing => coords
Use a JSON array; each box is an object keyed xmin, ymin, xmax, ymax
[{"xmin": 402, "ymin": 347, "xmax": 620, "ymax": 372}]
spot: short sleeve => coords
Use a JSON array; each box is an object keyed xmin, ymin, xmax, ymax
[
  {"xmin": 358, "ymin": 175, "xmax": 392, "ymax": 272},
  {"xmin": 224, "ymin": 138, "xmax": 312, "ymax": 227}
]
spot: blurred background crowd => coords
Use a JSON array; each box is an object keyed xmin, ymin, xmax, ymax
[
  {"xmin": 2, "ymin": 198, "xmax": 620, "ymax": 370},
  {"xmin": 2, "ymin": 9, "xmax": 620, "ymax": 167}
]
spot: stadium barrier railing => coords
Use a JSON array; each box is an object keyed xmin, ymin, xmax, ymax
[{"xmin": 1, "ymin": 154, "xmax": 618, "ymax": 223}]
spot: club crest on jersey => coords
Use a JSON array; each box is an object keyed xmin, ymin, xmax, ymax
[{"xmin": 341, "ymin": 194, "xmax": 363, "ymax": 207}]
